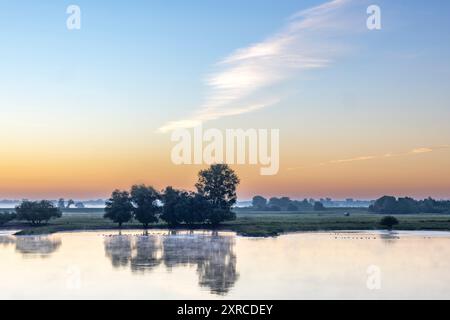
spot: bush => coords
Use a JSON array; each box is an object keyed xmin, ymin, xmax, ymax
[
  {"xmin": 380, "ymin": 216, "xmax": 399, "ymax": 230},
  {"xmin": 16, "ymin": 201, "xmax": 62, "ymax": 226}
]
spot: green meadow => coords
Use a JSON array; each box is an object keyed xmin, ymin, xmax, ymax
[{"xmin": 3, "ymin": 207, "xmax": 450, "ymax": 237}]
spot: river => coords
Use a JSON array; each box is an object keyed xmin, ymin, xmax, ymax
[{"xmin": 0, "ymin": 230, "xmax": 449, "ymax": 299}]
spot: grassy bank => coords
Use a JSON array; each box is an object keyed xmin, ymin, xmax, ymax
[
  {"xmin": 3, "ymin": 209, "xmax": 450, "ymax": 237},
  {"xmin": 225, "ymin": 212, "xmax": 450, "ymax": 236}
]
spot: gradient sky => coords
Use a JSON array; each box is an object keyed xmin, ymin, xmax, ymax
[{"xmin": 1, "ymin": 0, "xmax": 450, "ymax": 200}]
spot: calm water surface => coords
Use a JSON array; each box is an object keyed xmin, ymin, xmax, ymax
[{"xmin": 1, "ymin": 230, "xmax": 450, "ymax": 299}]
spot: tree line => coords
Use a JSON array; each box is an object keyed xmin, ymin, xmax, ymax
[
  {"xmin": 369, "ymin": 196, "xmax": 450, "ymax": 214},
  {"xmin": 251, "ymin": 196, "xmax": 325, "ymax": 212},
  {"xmin": 104, "ymin": 164, "xmax": 239, "ymax": 227},
  {"xmin": 0, "ymin": 164, "xmax": 239, "ymax": 228}
]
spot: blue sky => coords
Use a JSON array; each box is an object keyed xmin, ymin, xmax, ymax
[
  {"xmin": 1, "ymin": 0, "xmax": 450, "ymax": 199},
  {"xmin": 1, "ymin": 0, "xmax": 449, "ymax": 121}
]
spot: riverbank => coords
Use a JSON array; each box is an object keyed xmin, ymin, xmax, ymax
[{"xmin": 3, "ymin": 210, "xmax": 450, "ymax": 237}]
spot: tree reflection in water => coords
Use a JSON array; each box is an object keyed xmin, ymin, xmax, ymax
[
  {"xmin": 0, "ymin": 235, "xmax": 15, "ymax": 247},
  {"xmin": 163, "ymin": 233, "xmax": 239, "ymax": 295},
  {"xmin": 14, "ymin": 236, "xmax": 62, "ymax": 258},
  {"xmin": 104, "ymin": 234, "xmax": 133, "ymax": 268},
  {"xmin": 131, "ymin": 235, "xmax": 161, "ymax": 272},
  {"xmin": 104, "ymin": 231, "xmax": 239, "ymax": 295}
]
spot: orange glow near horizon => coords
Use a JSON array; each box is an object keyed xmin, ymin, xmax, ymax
[{"xmin": 1, "ymin": 141, "xmax": 449, "ymax": 200}]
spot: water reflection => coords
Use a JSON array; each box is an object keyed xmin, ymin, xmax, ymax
[
  {"xmin": 104, "ymin": 235, "xmax": 134, "ymax": 268},
  {"xmin": 15, "ymin": 237, "xmax": 62, "ymax": 258},
  {"xmin": 379, "ymin": 232, "xmax": 401, "ymax": 243},
  {"xmin": 104, "ymin": 232, "xmax": 239, "ymax": 295},
  {"xmin": 0, "ymin": 235, "xmax": 61, "ymax": 258},
  {"xmin": 163, "ymin": 234, "xmax": 239, "ymax": 295},
  {"xmin": 131, "ymin": 236, "xmax": 161, "ymax": 272},
  {"xmin": 0, "ymin": 235, "xmax": 15, "ymax": 247}
]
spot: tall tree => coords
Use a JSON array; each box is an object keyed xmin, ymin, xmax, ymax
[
  {"xmin": 195, "ymin": 164, "xmax": 240, "ymax": 211},
  {"xmin": 104, "ymin": 190, "xmax": 133, "ymax": 228},
  {"xmin": 130, "ymin": 185, "xmax": 161, "ymax": 229}
]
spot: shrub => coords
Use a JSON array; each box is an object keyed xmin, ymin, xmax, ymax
[{"xmin": 380, "ymin": 216, "xmax": 399, "ymax": 230}]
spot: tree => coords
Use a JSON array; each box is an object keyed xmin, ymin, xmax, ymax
[
  {"xmin": 370, "ymin": 196, "xmax": 450, "ymax": 214},
  {"xmin": 369, "ymin": 196, "xmax": 398, "ymax": 214},
  {"xmin": 0, "ymin": 212, "xmax": 16, "ymax": 226},
  {"xmin": 208, "ymin": 208, "xmax": 236, "ymax": 226},
  {"xmin": 160, "ymin": 187, "xmax": 186, "ymax": 226},
  {"xmin": 296, "ymin": 199, "xmax": 313, "ymax": 211},
  {"xmin": 130, "ymin": 185, "xmax": 161, "ymax": 228},
  {"xmin": 104, "ymin": 190, "xmax": 134, "ymax": 228},
  {"xmin": 66, "ymin": 199, "xmax": 75, "ymax": 209},
  {"xmin": 195, "ymin": 164, "xmax": 240, "ymax": 211},
  {"xmin": 268, "ymin": 197, "xmax": 294, "ymax": 211},
  {"xmin": 57, "ymin": 198, "xmax": 65, "ymax": 210},
  {"xmin": 252, "ymin": 196, "xmax": 267, "ymax": 210},
  {"xmin": 16, "ymin": 200, "xmax": 62, "ymax": 226},
  {"xmin": 396, "ymin": 197, "xmax": 418, "ymax": 214},
  {"xmin": 314, "ymin": 202, "xmax": 326, "ymax": 211},
  {"xmin": 183, "ymin": 193, "xmax": 212, "ymax": 225},
  {"xmin": 380, "ymin": 216, "xmax": 399, "ymax": 230},
  {"xmin": 268, "ymin": 197, "xmax": 282, "ymax": 209},
  {"xmin": 75, "ymin": 202, "xmax": 85, "ymax": 208}
]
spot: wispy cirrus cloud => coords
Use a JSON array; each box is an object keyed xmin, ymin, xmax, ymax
[
  {"xmin": 287, "ymin": 145, "xmax": 450, "ymax": 171},
  {"xmin": 158, "ymin": 0, "xmax": 359, "ymax": 133}
]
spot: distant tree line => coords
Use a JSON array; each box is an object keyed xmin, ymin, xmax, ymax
[
  {"xmin": 0, "ymin": 212, "xmax": 16, "ymax": 226},
  {"xmin": 57, "ymin": 198, "xmax": 85, "ymax": 209},
  {"xmin": 251, "ymin": 196, "xmax": 325, "ymax": 212},
  {"xmin": 369, "ymin": 196, "xmax": 450, "ymax": 214},
  {"xmin": 104, "ymin": 164, "xmax": 240, "ymax": 228}
]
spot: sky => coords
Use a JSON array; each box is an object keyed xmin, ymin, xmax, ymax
[{"xmin": 0, "ymin": 0, "xmax": 450, "ymax": 200}]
